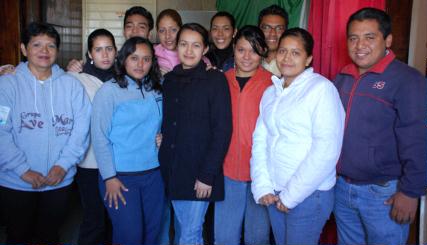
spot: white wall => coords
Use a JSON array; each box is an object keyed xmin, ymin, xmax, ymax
[
  {"xmin": 82, "ymin": 0, "xmax": 156, "ymax": 58},
  {"xmin": 409, "ymin": 2, "xmax": 427, "ymax": 243},
  {"xmin": 81, "ymin": 0, "xmax": 218, "ymax": 58},
  {"xmin": 408, "ymin": 0, "xmax": 427, "ymax": 75}
]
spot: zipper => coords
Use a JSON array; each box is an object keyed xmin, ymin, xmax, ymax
[
  {"xmin": 344, "ymin": 74, "xmax": 365, "ymax": 130},
  {"xmin": 236, "ymin": 85, "xmax": 241, "ymax": 179},
  {"xmin": 337, "ymin": 74, "xmax": 365, "ymax": 172},
  {"xmin": 41, "ymin": 82, "xmax": 51, "ymax": 175},
  {"xmin": 235, "ymin": 74, "xmax": 253, "ymax": 180},
  {"xmin": 268, "ymin": 88, "xmax": 284, "ymax": 189}
]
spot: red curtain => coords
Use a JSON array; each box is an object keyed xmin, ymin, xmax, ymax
[{"xmin": 308, "ymin": 0, "xmax": 386, "ymax": 80}]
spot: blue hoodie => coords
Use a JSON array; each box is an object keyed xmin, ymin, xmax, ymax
[
  {"xmin": 91, "ymin": 76, "xmax": 162, "ymax": 180},
  {"xmin": 0, "ymin": 62, "xmax": 91, "ymax": 191}
]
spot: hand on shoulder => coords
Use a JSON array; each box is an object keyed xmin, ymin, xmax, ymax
[
  {"xmin": 66, "ymin": 59, "xmax": 84, "ymax": 73},
  {"xmin": 0, "ymin": 64, "xmax": 15, "ymax": 75}
]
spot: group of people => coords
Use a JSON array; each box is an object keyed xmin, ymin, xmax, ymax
[{"xmin": 0, "ymin": 3, "xmax": 425, "ymax": 245}]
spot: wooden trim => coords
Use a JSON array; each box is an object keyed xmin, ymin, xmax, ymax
[{"xmin": 0, "ymin": 0, "xmax": 21, "ymax": 65}]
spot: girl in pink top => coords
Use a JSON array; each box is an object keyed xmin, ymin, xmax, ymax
[
  {"xmin": 155, "ymin": 9, "xmax": 181, "ymax": 75},
  {"xmin": 155, "ymin": 9, "xmax": 211, "ymax": 76}
]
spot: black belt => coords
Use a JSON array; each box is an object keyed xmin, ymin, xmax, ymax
[{"xmin": 339, "ymin": 175, "xmax": 391, "ymax": 187}]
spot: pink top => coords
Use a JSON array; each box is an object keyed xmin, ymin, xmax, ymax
[
  {"xmin": 154, "ymin": 44, "xmax": 212, "ymax": 75},
  {"xmin": 155, "ymin": 44, "xmax": 180, "ymax": 74}
]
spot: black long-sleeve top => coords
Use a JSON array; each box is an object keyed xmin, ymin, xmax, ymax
[{"xmin": 159, "ymin": 61, "xmax": 232, "ymax": 201}]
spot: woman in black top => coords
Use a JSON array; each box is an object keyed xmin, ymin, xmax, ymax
[
  {"xmin": 159, "ymin": 23, "xmax": 232, "ymax": 245},
  {"xmin": 206, "ymin": 11, "xmax": 236, "ymax": 72}
]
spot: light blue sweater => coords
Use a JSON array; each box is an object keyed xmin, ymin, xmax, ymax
[
  {"xmin": 91, "ymin": 76, "xmax": 162, "ymax": 180},
  {"xmin": 0, "ymin": 62, "xmax": 91, "ymax": 191}
]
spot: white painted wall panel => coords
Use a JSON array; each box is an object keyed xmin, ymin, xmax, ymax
[{"xmin": 82, "ymin": 0, "xmax": 156, "ymax": 58}]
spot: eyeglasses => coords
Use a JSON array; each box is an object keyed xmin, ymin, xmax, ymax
[{"xmin": 260, "ymin": 24, "xmax": 286, "ymax": 33}]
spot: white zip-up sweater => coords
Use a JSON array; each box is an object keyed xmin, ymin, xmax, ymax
[
  {"xmin": 69, "ymin": 72, "xmax": 103, "ymax": 169},
  {"xmin": 250, "ymin": 68, "xmax": 345, "ymax": 209}
]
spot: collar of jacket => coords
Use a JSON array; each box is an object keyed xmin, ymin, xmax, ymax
[
  {"xmin": 82, "ymin": 57, "xmax": 114, "ymax": 82},
  {"xmin": 172, "ymin": 61, "xmax": 207, "ymax": 82},
  {"xmin": 208, "ymin": 44, "xmax": 233, "ymax": 63},
  {"xmin": 226, "ymin": 66, "xmax": 271, "ymax": 89},
  {"xmin": 271, "ymin": 67, "xmax": 315, "ymax": 95},
  {"xmin": 124, "ymin": 74, "xmax": 147, "ymax": 89},
  {"xmin": 340, "ymin": 49, "xmax": 395, "ymax": 79}
]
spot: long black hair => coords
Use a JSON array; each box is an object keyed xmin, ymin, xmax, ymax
[
  {"xmin": 279, "ymin": 27, "xmax": 314, "ymax": 57},
  {"xmin": 210, "ymin": 11, "xmax": 236, "ymax": 30},
  {"xmin": 87, "ymin": 28, "xmax": 116, "ymax": 53},
  {"xmin": 114, "ymin": 37, "xmax": 162, "ymax": 93},
  {"xmin": 177, "ymin": 23, "xmax": 210, "ymax": 48},
  {"xmin": 233, "ymin": 25, "xmax": 268, "ymax": 58},
  {"xmin": 278, "ymin": 28, "xmax": 314, "ymax": 67}
]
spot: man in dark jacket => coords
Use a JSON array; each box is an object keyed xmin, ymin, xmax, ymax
[{"xmin": 334, "ymin": 7, "xmax": 426, "ymax": 245}]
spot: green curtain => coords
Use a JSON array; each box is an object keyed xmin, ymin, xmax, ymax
[{"xmin": 216, "ymin": 0, "xmax": 309, "ymax": 29}]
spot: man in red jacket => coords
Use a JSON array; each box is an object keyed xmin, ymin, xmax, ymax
[{"xmin": 334, "ymin": 7, "xmax": 426, "ymax": 245}]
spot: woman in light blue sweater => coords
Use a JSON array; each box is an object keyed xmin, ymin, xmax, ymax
[
  {"xmin": 91, "ymin": 36, "xmax": 164, "ymax": 245},
  {"xmin": 0, "ymin": 22, "xmax": 91, "ymax": 244}
]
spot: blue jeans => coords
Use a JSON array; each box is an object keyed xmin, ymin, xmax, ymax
[
  {"xmin": 334, "ymin": 177, "xmax": 409, "ymax": 245},
  {"xmin": 268, "ymin": 189, "xmax": 334, "ymax": 245},
  {"xmin": 214, "ymin": 176, "xmax": 270, "ymax": 245},
  {"xmin": 157, "ymin": 200, "xmax": 180, "ymax": 245},
  {"xmin": 98, "ymin": 169, "xmax": 165, "ymax": 245},
  {"xmin": 172, "ymin": 200, "xmax": 209, "ymax": 245}
]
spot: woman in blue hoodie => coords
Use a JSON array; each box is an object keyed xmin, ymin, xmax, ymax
[
  {"xmin": 91, "ymin": 36, "xmax": 164, "ymax": 245},
  {"xmin": 0, "ymin": 22, "xmax": 91, "ymax": 244}
]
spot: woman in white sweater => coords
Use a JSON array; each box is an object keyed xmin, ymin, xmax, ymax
[
  {"xmin": 250, "ymin": 27, "xmax": 345, "ymax": 245},
  {"xmin": 69, "ymin": 28, "xmax": 116, "ymax": 245}
]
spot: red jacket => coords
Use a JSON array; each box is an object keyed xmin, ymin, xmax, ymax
[{"xmin": 223, "ymin": 67, "xmax": 272, "ymax": 181}]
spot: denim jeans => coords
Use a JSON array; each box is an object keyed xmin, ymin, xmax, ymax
[
  {"xmin": 214, "ymin": 176, "xmax": 270, "ymax": 245},
  {"xmin": 268, "ymin": 189, "xmax": 334, "ymax": 245},
  {"xmin": 98, "ymin": 169, "xmax": 165, "ymax": 245},
  {"xmin": 157, "ymin": 200, "xmax": 180, "ymax": 245},
  {"xmin": 334, "ymin": 177, "xmax": 409, "ymax": 245},
  {"xmin": 172, "ymin": 200, "xmax": 209, "ymax": 245}
]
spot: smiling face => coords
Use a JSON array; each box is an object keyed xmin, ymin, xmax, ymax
[
  {"xmin": 124, "ymin": 43, "xmax": 152, "ymax": 80},
  {"xmin": 210, "ymin": 16, "xmax": 235, "ymax": 50},
  {"xmin": 234, "ymin": 37, "xmax": 261, "ymax": 77},
  {"xmin": 88, "ymin": 36, "xmax": 116, "ymax": 70},
  {"xmin": 177, "ymin": 29, "xmax": 208, "ymax": 69},
  {"xmin": 157, "ymin": 16, "xmax": 180, "ymax": 51},
  {"xmin": 259, "ymin": 14, "xmax": 286, "ymax": 52},
  {"xmin": 276, "ymin": 36, "xmax": 312, "ymax": 85},
  {"xmin": 347, "ymin": 19, "xmax": 392, "ymax": 75},
  {"xmin": 21, "ymin": 34, "xmax": 58, "ymax": 72},
  {"xmin": 123, "ymin": 14, "xmax": 150, "ymax": 39}
]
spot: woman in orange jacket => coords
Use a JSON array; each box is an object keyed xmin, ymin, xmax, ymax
[{"xmin": 214, "ymin": 25, "xmax": 272, "ymax": 245}]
